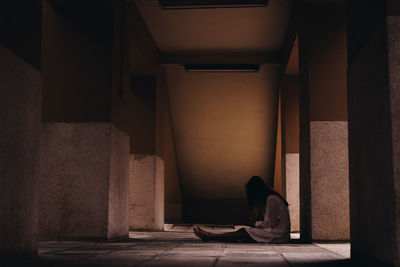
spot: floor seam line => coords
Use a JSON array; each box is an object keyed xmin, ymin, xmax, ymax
[
  {"xmin": 134, "ymin": 242, "xmax": 182, "ymax": 266},
  {"xmin": 212, "ymin": 256, "xmax": 220, "ymax": 267},
  {"xmin": 212, "ymin": 243, "xmax": 226, "ymax": 267},
  {"xmin": 270, "ymin": 245, "xmax": 293, "ymax": 267},
  {"xmin": 313, "ymin": 243, "xmax": 349, "ymax": 259}
]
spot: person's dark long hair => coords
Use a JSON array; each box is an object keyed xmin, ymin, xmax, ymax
[{"xmin": 245, "ymin": 176, "xmax": 288, "ymax": 225}]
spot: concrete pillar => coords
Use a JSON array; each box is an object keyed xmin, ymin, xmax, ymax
[
  {"xmin": 282, "ymin": 75, "xmax": 300, "ymax": 232},
  {"xmin": 347, "ymin": 0, "xmax": 400, "ymax": 264},
  {"xmin": 127, "ymin": 75, "xmax": 165, "ymax": 230},
  {"xmin": 39, "ymin": 1, "xmax": 132, "ymax": 240},
  {"xmin": 39, "ymin": 123, "xmax": 130, "ymax": 240},
  {"xmin": 0, "ymin": 1, "xmax": 42, "ymax": 257},
  {"xmin": 41, "ymin": 0, "xmax": 113, "ymax": 123},
  {"xmin": 129, "ymin": 155, "xmax": 164, "ymax": 230},
  {"xmin": 298, "ymin": 4, "xmax": 350, "ymax": 241},
  {"xmin": 286, "ymin": 154, "xmax": 300, "ymax": 232},
  {"xmin": 0, "ymin": 46, "xmax": 42, "ymax": 257}
]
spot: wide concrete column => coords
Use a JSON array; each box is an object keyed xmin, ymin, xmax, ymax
[
  {"xmin": 40, "ymin": 1, "xmax": 131, "ymax": 240},
  {"xmin": 298, "ymin": 4, "xmax": 350, "ymax": 241},
  {"xmin": 0, "ymin": 1, "xmax": 42, "ymax": 257},
  {"xmin": 129, "ymin": 155, "xmax": 164, "ymax": 230},
  {"xmin": 347, "ymin": 0, "xmax": 400, "ymax": 264}
]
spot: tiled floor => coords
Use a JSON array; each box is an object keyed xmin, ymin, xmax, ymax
[{"xmin": 1, "ymin": 226, "xmax": 352, "ymax": 266}]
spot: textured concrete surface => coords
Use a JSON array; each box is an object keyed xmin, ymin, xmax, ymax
[
  {"xmin": 387, "ymin": 16, "xmax": 400, "ymax": 265},
  {"xmin": 347, "ymin": 10, "xmax": 400, "ymax": 264},
  {"xmin": 310, "ymin": 121, "xmax": 349, "ymax": 240},
  {"xmin": 285, "ymin": 153, "xmax": 300, "ymax": 232},
  {"xmin": 0, "ymin": 46, "xmax": 42, "ymax": 256},
  {"xmin": 40, "ymin": 123, "xmax": 129, "ymax": 240},
  {"xmin": 0, "ymin": 230, "xmax": 351, "ymax": 266},
  {"xmin": 108, "ymin": 127, "xmax": 130, "ymax": 239},
  {"xmin": 129, "ymin": 155, "xmax": 164, "ymax": 230}
]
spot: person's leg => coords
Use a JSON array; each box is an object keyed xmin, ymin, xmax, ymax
[{"xmin": 193, "ymin": 225, "xmax": 255, "ymax": 243}]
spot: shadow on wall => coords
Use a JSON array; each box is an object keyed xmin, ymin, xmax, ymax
[{"xmin": 183, "ymin": 199, "xmax": 250, "ymax": 225}]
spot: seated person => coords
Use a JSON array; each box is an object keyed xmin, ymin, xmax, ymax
[{"xmin": 193, "ymin": 176, "xmax": 290, "ymax": 243}]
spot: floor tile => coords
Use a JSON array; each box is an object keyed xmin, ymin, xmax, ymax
[{"xmin": 0, "ymin": 230, "xmax": 355, "ymax": 266}]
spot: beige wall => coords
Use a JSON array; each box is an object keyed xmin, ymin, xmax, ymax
[{"xmin": 166, "ymin": 64, "xmax": 279, "ymax": 222}]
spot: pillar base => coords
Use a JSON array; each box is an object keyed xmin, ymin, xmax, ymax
[
  {"xmin": 310, "ymin": 121, "xmax": 350, "ymax": 241},
  {"xmin": 39, "ymin": 123, "xmax": 130, "ymax": 240},
  {"xmin": 286, "ymin": 153, "xmax": 300, "ymax": 232},
  {"xmin": 129, "ymin": 155, "xmax": 164, "ymax": 231}
]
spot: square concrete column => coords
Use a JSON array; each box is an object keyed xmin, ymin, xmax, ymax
[
  {"xmin": 39, "ymin": 123, "xmax": 130, "ymax": 240},
  {"xmin": 0, "ymin": 0, "xmax": 42, "ymax": 257},
  {"xmin": 281, "ymin": 75, "xmax": 300, "ymax": 232},
  {"xmin": 347, "ymin": 1, "xmax": 400, "ymax": 264},
  {"xmin": 0, "ymin": 46, "xmax": 41, "ymax": 257},
  {"xmin": 129, "ymin": 155, "xmax": 164, "ymax": 230},
  {"xmin": 298, "ymin": 4, "xmax": 350, "ymax": 241}
]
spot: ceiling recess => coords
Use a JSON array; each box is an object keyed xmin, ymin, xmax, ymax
[{"xmin": 159, "ymin": 0, "xmax": 268, "ymax": 10}]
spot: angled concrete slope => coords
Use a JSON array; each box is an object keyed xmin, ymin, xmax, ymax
[{"xmin": 166, "ymin": 65, "xmax": 279, "ymax": 223}]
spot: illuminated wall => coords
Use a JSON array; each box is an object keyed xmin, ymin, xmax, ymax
[{"xmin": 166, "ymin": 64, "xmax": 279, "ymax": 223}]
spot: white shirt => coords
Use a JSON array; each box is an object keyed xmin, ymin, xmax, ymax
[{"xmin": 245, "ymin": 194, "xmax": 291, "ymax": 243}]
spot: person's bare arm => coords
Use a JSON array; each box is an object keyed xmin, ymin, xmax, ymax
[{"xmin": 248, "ymin": 205, "xmax": 264, "ymax": 227}]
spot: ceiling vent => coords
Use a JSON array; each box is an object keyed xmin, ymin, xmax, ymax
[
  {"xmin": 159, "ymin": 0, "xmax": 268, "ymax": 10},
  {"xmin": 184, "ymin": 64, "xmax": 260, "ymax": 72}
]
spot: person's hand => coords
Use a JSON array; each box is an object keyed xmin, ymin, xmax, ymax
[{"xmin": 255, "ymin": 221, "xmax": 263, "ymax": 228}]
